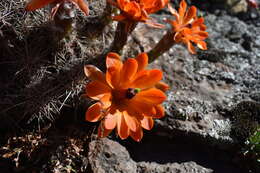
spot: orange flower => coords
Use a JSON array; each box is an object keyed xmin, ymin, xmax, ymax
[
  {"xmin": 167, "ymin": 0, "xmax": 208, "ymax": 54},
  {"xmin": 108, "ymin": 0, "xmax": 168, "ymax": 28},
  {"xmin": 84, "ymin": 52, "xmax": 168, "ymax": 142},
  {"xmin": 25, "ymin": 0, "xmax": 89, "ymax": 17},
  {"xmin": 174, "ymin": 18, "xmax": 208, "ymax": 54}
]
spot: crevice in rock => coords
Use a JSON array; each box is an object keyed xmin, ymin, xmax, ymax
[{"xmin": 118, "ymin": 133, "xmax": 244, "ymax": 173}]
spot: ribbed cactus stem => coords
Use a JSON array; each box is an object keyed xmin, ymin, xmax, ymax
[
  {"xmin": 110, "ymin": 21, "xmax": 137, "ymax": 54},
  {"xmin": 147, "ymin": 30, "xmax": 176, "ymax": 63}
]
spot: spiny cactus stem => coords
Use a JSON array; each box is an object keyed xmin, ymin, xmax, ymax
[
  {"xmin": 148, "ymin": 30, "xmax": 175, "ymax": 63},
  {"xmin": 110, "ymin": 21, "xmax": 137, "ymax": 54}
]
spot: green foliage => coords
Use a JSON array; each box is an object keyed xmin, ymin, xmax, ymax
[{"xmin": 243, "ymin": 128, "xmax": 260, "ymax": 163}]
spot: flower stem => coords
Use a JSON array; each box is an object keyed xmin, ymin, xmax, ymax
[
  {"xmin": 147, "ymin": 30, "xmax": 176, "ymax": 63},
  {"xmin": 110, "ymin": 21, "xmax": 137, "ymax": 53}
]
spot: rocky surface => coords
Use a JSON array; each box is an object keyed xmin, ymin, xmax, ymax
[
  {"xmin": 89, "ymin": 138, "xmax": 137, "ymax": 173},
  {"xmin": 0, "ymin": 0, "xmax": 259, "ymax": 173},
  {"xmin": 227, "ymin": 0, "xmax": 248, "ymax": 13},
  {"xmin": 137, "ymin": 162, "xmax": 212, "ymax": 173},
  {"xmin": 89, "ymin": 138, "xmax": 213, "ymax": 173},
  {"xmin": 128, "ymin": 11, "xmax": 260, "ymax": 149}
]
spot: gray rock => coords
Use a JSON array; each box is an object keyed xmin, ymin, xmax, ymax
[
  {"xmin": 88, "ymin": 138, "xmax": 213, "ymax": 173},
  {"xmin": 226, "ymin": 0, "xmax": 248, "ymax": 13},
  {"xmin": 137, "ymin": 162, "xmax": 213, "ymax": 173},
  {"xmin": 88, "ymin": 138, "xmax": 137, "ymax": 173},
  {"xmin": 128, "ymin": 11, "xmax": 260, "ymax": 149}
]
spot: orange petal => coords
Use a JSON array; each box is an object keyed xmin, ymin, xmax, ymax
[
  {"xmin": 85, "ymin": 102, "xmax": 102, "ymax": 122},
  {"xmin": 123, "ymin": 111, "xmax": 139, "ymax": 132},
  {"xmin": 84, "ymin": 65, "xmax": 106, "ymax": 83},
  {"xmin": 100, "ymin": 93, "xmax": 112, "ymax": 108},
  {"xmin": 98, "ymin": 123, "xmax": 112, "ymax": 138},
  {"xmin": 186, "ymin": 40, "xmax": 196, "ymax": 54},
  {"xmin": 129, "ymin": 99, "xmax": 155, "ymax": 116},
  {"xmin": 125, "ymin": 104, "xmax": 144, "ymax": 120},
  {"xmin": 86, "ymin": 81, "xmax": 111, "ymax": 100},
  {"xmin": 117, "ymin": 0, "xmax": 127, "ymax": 9},
  {"xmin": 197, "ymin": 41, "xmax": 207, "ymax": 50},
  {"xmin": 182, "ymin": 27, "xmax": 192, "ymax": 36},
  {"xmin": 119, "ymin": 58, "xmax": 138, "ymax": 87},
  {"xmin": 183, "ymin": 6, "xmax": 197, "ymax": 24},
  {"xmin": 25, "ymin": 0, "xmax": 56, "ymax": 11},
  {"xmin": 155, "ymin": 81, "xmax": 170, "ymax": 92},
  {"xmin": 145, "ymin": 20, "xmax": 165, "ymax": 29},
  {"xmin": 135, "ymin": 53, "xmax": 148, "ymax": 72},
  {"xmin": 174, "ymin": 32, "xmax": 184, "ymax": 42},
  {"xmin": 127, "ymin": 89, "xmax": 166, "ymax": 117},
  {"xmin": 140, "ymin": 9, "xmax": 149, "ymax": 21},
  {"xmin": 192, "ymin": 17, "xmax": 204, "ymax": 27},
  {"xmin": 72, "ymin": 0, "xmax": 89, "ymax": 16},
  {"xmin": 142, "ymin": 0, "xmax": 166, "ymax": 14},
  {"xmin": 103, "ymin": 113, "xmax": 117, "ymax": 130},
  {"xmin": 196, "ymin": 31, "xmax": 209, "ymax": 39},
  {"xmin": 106, "ymin": 52, "xmax": 122, "ymax": 69},
  {"xmin": 160, "ymin": 0, "xmax": 169, "ymax": 9},
  {"xmin": 106, "ymin": 52, "xmax": 123, "ymax": 88},
  {"xmin": 153, "ymin": 105, "xmax": 165, "ymax": 118},
  {"xmin": 179, "ymin": 0, "xmax": 187, "ymax": 19},
  {"xmin": 112, "ymin": 14, "xmax": 127, "ymax": 21},
  {"xmin": 108, "ymin": 103, "xmax": 117, "ymax": 115},
  {"xmin": 117, "ymin": 114, "xmax": 130, "ymax": 139},
  {"xmin": 124, "ymin": 2, "xmax": 141, "ymax": 19},
  {"xmin": 141, "ymin": 116, "xmax": 154, "ymax": 130},
  {"xmin": 130, "ymin": 126, "xmax": 143, "ymax": 142},
  {"xmin": 200, "ymin": 24, "xmax": 207, "ymax": 31},
  {"xmin": 171, "ymin": 20, "xmax": 182, "ymax": 32},
  {"xmin": 132, "ymin": 69, "xmax": 163, "ymax": 89},
  {"xmin": 133, "ymin": 88, "xmax": 166, "ymax": 105}
]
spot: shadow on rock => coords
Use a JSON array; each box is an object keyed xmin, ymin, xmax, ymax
[{"xmin": 119, "ymin": 133, "xmax": 244, "ymax": 173}]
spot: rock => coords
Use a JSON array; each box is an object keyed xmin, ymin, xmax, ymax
[
  {"xmin": 230, "ymin": 101, "xmax": 260, "ymax": 141},
  {"xmin": 137, "ymin": 162, "xmax": 213, "ymax": 173},
  {"xmin": 88, "ymin": 138, "xmax": 137, "ymax": 173},
  {"xmin": 88, "ymin": 138, "xmax": 213, "ymax": 173},
  {"xmin": 227, "ymin": 0, "xmax": 248, "ymax": 14},
  {"xmin": 127, "ymin": 11, "xmax": 260, "ymax": 150},
  {"xmin": 189, "ymin": 0, "xmax": 248, "ymax": 14}
]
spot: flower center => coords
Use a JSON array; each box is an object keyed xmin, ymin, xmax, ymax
[
  {"xmin": 111, "ymin": 88, "xmax": 140, "ymax": 109},
  {"xmin": 126, "ymin": 88, "xmax": 140, "ymax": 99},
  {"xmin": 187, "ymin": 23, "xmax": 192, "ymax": 28}
]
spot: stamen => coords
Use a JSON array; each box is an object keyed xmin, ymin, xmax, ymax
[
  {"xmin": 187, "ymin": 23, "xmax": 192, "ymax": 28},
  {"xmin": 126, "ymin": 88, "xmax": 140, "ymax": 99}
]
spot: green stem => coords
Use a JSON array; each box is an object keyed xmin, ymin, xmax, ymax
[
  {"xmin": 147, "ymin": 30, "xmax": 176, "ymax": 63},
  {"xmin": 110, "ymin": 21, "xmax": 137, "ymax": 54}
]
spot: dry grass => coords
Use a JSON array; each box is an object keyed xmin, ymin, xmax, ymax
[{"xmin": 0, "ymin": 0, "xmax": 114, "ymax": 133}]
